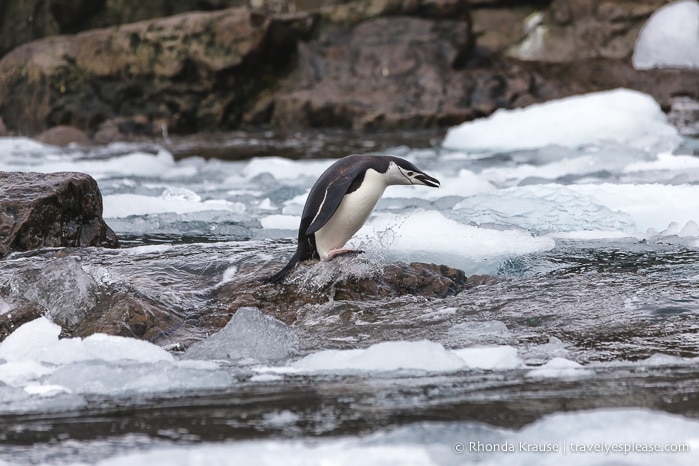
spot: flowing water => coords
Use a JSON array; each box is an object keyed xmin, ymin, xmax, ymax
[{"xmin": 2, "ymin": 100, "xmax": 699, "ymax": 464}]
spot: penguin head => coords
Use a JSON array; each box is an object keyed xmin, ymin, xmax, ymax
[{"xmin": 385, "ymin": 157, "xmax": 440, "ymax": 188}]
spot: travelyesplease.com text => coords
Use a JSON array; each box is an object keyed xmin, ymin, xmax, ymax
[{"xmin": 453, "ymin": 440, "xmax": 690, "ymax": 455}]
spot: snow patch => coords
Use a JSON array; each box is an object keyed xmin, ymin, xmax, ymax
[
  {"xmin": 442, "ymin": 89, "xmax": 679, "ymax": 152},
  {"xmin": 633, "ymin": 0, "xmax": 699, "ymax": 70}
]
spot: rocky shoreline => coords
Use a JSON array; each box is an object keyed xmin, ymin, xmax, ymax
[{"xmin": 1, "ymin": 0, "xmax": 697, "ymax": 144}]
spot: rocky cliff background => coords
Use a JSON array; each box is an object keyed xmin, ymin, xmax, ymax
[{"xmin": 0, "ymin": 0, "xmax": 697, "ymax": 143}]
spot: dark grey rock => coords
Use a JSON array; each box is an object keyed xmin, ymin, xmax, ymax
[{"xmin": 0, "ymin": 171, "xmax": 119, "ymax": 257}]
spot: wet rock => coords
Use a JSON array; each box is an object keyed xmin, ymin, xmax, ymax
[
  {"xmin": 8, "ymin": 256, "xmax": 100, "ymax": 330},
  {"xmin": 0, "ymin": 248, "xmax": 181, "ymax": 343},
  {"xmin": 667, "ymin": 96, "xmax": 699, "ymax": 138},
  {"xmin": 0, "ymin": 172, "xmax": 119, "ymax": 257},
  {"xmin": 212, "ymin": 256, "xmax": 471, "ymax": 326},
  {"xmin": 0, "ymin": 303, "xmax": 45, "ymax": 342},
  {"xmin": 69, "ymin": 287, "xmax": 181, "ymax": 342}
]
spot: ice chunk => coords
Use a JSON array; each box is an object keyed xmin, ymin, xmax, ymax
[
  {"xmin": 509, "ymin": 408, "xmax": 699, "ymax": 465},
  {"xmin": 96, "ymin": 441, "xmax": 434, "ymax": 466},
  {"xmin": 458, "ymin": 183, "xmax": 699, "ymax": 237},
  {"xmin": 526, "ymin": 357, "xmax": 595, "ymax": 378},
  {"xmin": 0, "ymin": 360, "xmax": 54, "ymax": 386},
  {"xmin": 633, "ymin": 0, "xmax": 699, "ymax": 70},
  {"xmin": 447, "ymin": 320, "xmax": 514, "ymax": 345},
  {"xmin": 452, "ymin": 185, "xmax": 636, "ymax": 235},
  {"xmin": 45, "ymin": 360, "xmax": 232, "ymax": 395},
  {"xmin": 23, "ymin": 384, "xmax": 71, "ymax": 397},
  {"xmin": 357, "ymin": 211, "xmax": 555, "ymax": 275},
  {"xmin": 569, "ymin": 184, "xmax": 699, "ymax": 234},
  {"xmin": 384, "ymin": 170, "xmax": 495, "ymax": 199},
  {"xmin": 8, "ymin": 257, "xmax": 99, "ymax": 330},
  {"xmin": 291, "ymin": 341, "xmax": 468, "ymax": 372},
  {"xmin": 0, "ymin": 318, "xmax": 173, "ymax": 365},
  {"xmin": 92, "ymin": 408, "xmax": 699, "ymax": 466},
  {"xmin": 260, "ymin": 214, "xmax": 299, "ymax": 230},
  {"xmin": 443, "ymin": 89, "xmax": 679, "ymax": 152},
  {"xmin": 451, "ymin": 346, "xmax": 523, "ymax": 370},
  {"xmin": 243, "ymin": 157, "xmax": 333, "ymax": 181},
  {"xmin": 184, "ymin": 307, "xmax": 299, "ymax": 363},
  {"xmin": 103, "ymin": 193, "xmax": 245, "ymax": 218},
  {"xmin": 106, "ymin": 210, "xmax": 256, "ymax": 240}
]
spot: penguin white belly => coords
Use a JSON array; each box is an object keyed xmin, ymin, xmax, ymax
[{"xmin": 314, "ymin": 169, "xmax": 387, "ymax": 260}]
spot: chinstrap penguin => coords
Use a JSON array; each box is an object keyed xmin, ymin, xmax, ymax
[{"xmin": 267, "ymin": 154, "xmax": 440, "ymax": 283}]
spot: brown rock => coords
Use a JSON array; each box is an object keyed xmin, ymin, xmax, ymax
[
  {"xmin": 35, "ymin": 125, "xmax": 91, "ymax": 146},
  {"xmin": 0, "ymin": 0, "xmax": 245, "ymax": 59},
  {"xmin": 0, "ymin": 7, "xmax": 307, "ymax": 135},
  {"xmin": 0, "ymin": 303, "xmax": 45, "ymax": 342},
  {"xmin": 211, "ymin": 256, "xmax": 470, "ymax": 327},
  {"xmin": 0, "ymin": 171, "xmax": 119, "ymax": 258},
  {"xmin": 70, "ymin": 288, "xmax": 181, "ymax": 341}
]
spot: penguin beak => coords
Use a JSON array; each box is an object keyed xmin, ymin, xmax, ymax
[{"xmin": 415, "ymin": 172, "xmax": 440, "ymax": 188}]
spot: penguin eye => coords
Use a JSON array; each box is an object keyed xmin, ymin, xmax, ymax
[{"xmin": 407, "ymin": 171, "xmax": 414, "ymax": 176}]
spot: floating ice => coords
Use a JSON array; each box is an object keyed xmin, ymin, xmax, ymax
[
  {"xmin": 526, "ymin": 357, "xmax": 595, "ymax": 378},
  {"xmin": 96, "ymin": 440, "xmax": 434, "ymax": 466},
  {"xmin": 45, "ymin": 360, "xmax": 233, "ymax": 395},
  {"xmin": 442, "ymin": 89, "xmax": 679, "ymax": 152},
  {"xmin": 452, "ymin": 346, "xmax": 523, "ymax": 370},
  {"xmin": 243, "ymin": 156, "xmax": 333, "ymax": 181},
  {"xmin": 452, "ymin": 185, "xmax": 636, "ymax": 235},
  {"xmin": 0, "ymin": 145, "xmax": 195, "ymax": 180},
  {"xmin": 0, "ymin": 318, "xmax": 173, "ymax": 365},
  {"xmin": 292, "ymin": 341, "xmax": 468, "ymax": 372},
  {"xmin": 569, "ymin": 184, "xmax": 699, "ymax": 234},
  {"xmin": 291, "ymin": 341, "xmax": 522, "ymax": 372},
  {"xmin": 447, "ymin": 321, "xmax": 514, "ymax": 345},
  {"xmin": 260, "ymin": 214, "xmax": 299, "ymax": 230},
  {"xmin": 633, "ymin": 0, "xmax": 699, "ymax": 70},
  {"xmin": 451, "ymin": 183, "xmax": 699, "ymax": 239},
  {"xmin": 357, "ymin": 211, "xmax": 555, "ymax": 274},
  {"xmin": 92, "ymin": 408, "xmax": 699, "ymax": 466},
  {"xmin": 184, "ymin": 307, "xmax": 299, "ymax": 363},
  {"xmin": 103, "ymin": 192, "xmax": 245, "ymax": 218},
  {"xmin": 0, "ymin": 318, "xmax": 242, "ymax": 399},
  {"xmin": 498, "ymin": 408, "xmax": 699, "ymax": 466},
  {"xmin": 384, "ymin": 170, "xmax": 495, "ymax": 199}
]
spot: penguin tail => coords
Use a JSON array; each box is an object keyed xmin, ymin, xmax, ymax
[{"xmin": 264, "ymin": 249, "xmax": 303, "ymax": 284}]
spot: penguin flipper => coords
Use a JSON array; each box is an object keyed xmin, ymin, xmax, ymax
[{"xmin": 305, "ymin": 175, "xmax": 358, "ymax": 235}]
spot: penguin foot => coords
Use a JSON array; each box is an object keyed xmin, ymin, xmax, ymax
[{"xmin": 326, "ymin": 248, "xmax": 364, "ymax": 260}]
